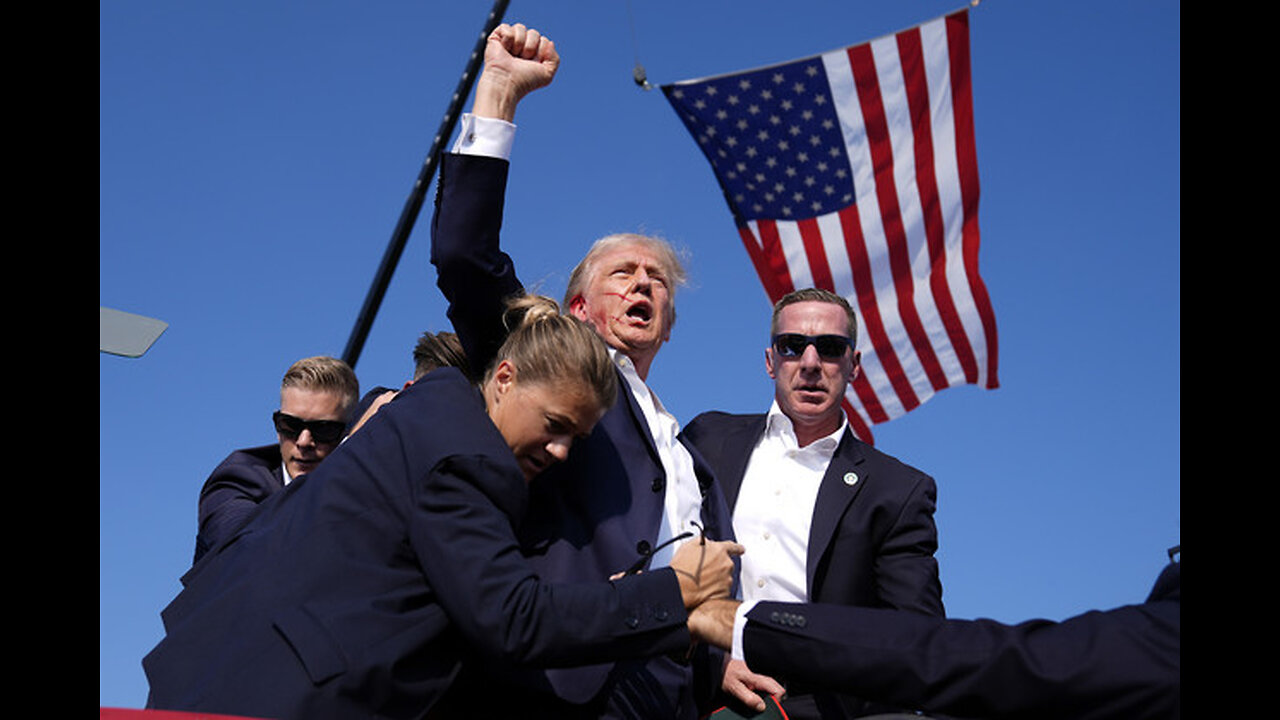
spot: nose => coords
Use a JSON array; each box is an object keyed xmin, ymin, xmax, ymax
[
  {"xmin": 630, "ymin": 268, "xmax": 652, "ymax": 294},
  {"xmin": 546, "ymin": 437, "xmax": 572, "ymax": 463},
  {"xmin": 799, "ymin": 342, "xmax": 823, "ymax": 369},
  {"xmin": 296, "ymin": 428, "xmax": 316, "ymax": 448}
]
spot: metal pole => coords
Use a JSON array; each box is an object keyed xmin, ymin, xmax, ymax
[{"xmin": 342, "ymin": 0, "xmax": 511, "ymax": 368}]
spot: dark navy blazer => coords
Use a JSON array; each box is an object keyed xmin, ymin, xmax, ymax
[
  {"xmin": 744, "ymin": 560, "xmax": 1181, "ymax": 720},
  {"xmin": 193, "ymin": 444, "xmax": 284, "ymax": 564},
  {"xmin": 144, "ymin": 369, "xmax": 693, "ymax": 720},
  {"xmin": 430, "ymin": 152, "xmax": 736, "ymax": 719},
  {"xmin": 682, "ymin": 411, "xmax": 943, "ymax": 718},
  {"xmin": 192, "ymin": 383, "xmax": 395, "ymax": 565}
]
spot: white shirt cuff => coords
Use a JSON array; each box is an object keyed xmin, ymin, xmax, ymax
[
  {"xmin": 451, "ymin": 113, "xmax": 516, "ymax": 160},
  {"xmin": 731, "ymin": 599, "xmax": 758, "ymax": 662}
]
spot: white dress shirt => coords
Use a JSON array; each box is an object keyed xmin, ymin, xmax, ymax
[
  {"xmin": 734, "ymin": 400, "xmax": 846, "ymax": 604},
  {"xmin": 730, "ymin": 402, "xmax": 846, "ymax": 659},
  {"xmin": 612, "ymin": 350, "xmax": 705, "ymax": 568}
]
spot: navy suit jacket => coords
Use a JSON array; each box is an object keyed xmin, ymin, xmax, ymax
[
  {"xmin": 144, "ymin": 369, "xmax": 693, "ymax": 720},
  {"xmin": 744, "ymin": 560, "xmax": 1180, "ymax": 720},
  {"xmin": 193, "ymin": 444, "xmax": 284, "ymax": 564},
  {"xmin": 682, "ymin": 411, "xmax": 942, "ymax": 718},
  {"xmin": 192, "ymin": 383, "xmax": 395, "ymax": 565},
  {"xmin": 430, "ymin": 152, "xmax": 735, "ymax": 719}
]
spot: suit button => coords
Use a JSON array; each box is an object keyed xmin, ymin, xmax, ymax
[
  {"xmin": 796, "ymin": 615, "xmax": 807, "ymax": 628},
  {"xmin": 626, "ymin": 616, "xmax": 639, "ymax": 629},
  {"xmin": 770, "ymin": 611, "xmax": 781, "ymax": 623},
  {"xmin": 636, "ymin": 540, "xmax": 652, "ymax": 556},
  {"xmin": 651, "ymin": 478, "xmax": 665, "ymax": 493},
  {"xmin": 653, "ymin": 607, "xmax": 669, "ymax": 621}
]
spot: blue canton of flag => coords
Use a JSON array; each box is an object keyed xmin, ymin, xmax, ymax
[{"xmin": 665, "ymin": 59, "xmax": 854, "ymax": 223}]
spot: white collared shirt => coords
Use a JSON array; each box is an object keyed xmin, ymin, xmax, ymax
[
  {"xmin": 733, "ymin": 401, "xmax": 846, "ymax": 604},
  {"xmin": 613, "ymin": 350, "xmax": 704, "ymax": 568}
]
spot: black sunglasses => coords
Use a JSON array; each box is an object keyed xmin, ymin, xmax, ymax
[
  {"xmin": 771, "ymin": 333, "xmax": 852, "ymax": 360},
  {"xmin": 272, "ymin": 411, "xmax": 346, "ymax": 444}
]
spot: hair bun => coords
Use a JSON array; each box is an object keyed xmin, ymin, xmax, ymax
[{"xmin": 502, "ymin": 294, "xmax": 562, "ymax": 332}]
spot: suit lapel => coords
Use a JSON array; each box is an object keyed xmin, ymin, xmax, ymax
[
  {"xmin": 719, "ymin": 416, "xmax": 768, "ymax": 512},
  {"xmin": 612, "ymin": 368, "xmax": 658, "ymax": 456},
  {"xmin": 806, "ymin": 428, "xmax": 868, "ymax": 596}
]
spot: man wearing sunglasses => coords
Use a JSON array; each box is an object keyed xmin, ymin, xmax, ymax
[
  {"xmin": 682, "ymin": 288, "xmax": 944, "ymax": 719},
  {"xmin": 193, "ymin": 355, "xmax": 359, "ymax": 564}
]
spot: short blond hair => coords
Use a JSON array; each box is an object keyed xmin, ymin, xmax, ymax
[{"xmin": 280, "ymin": 356, "xmax": 359, "ymax": 414}]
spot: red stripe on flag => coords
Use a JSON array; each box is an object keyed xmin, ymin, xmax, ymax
[
  {"xmin": 897, "ymin": 26, "xmax": 981, "ymax": 385},
  {"xmin": 797, "ymin": 217, "xmax": 835, "ymax": 290},
  {"xmin": 837, "ymin": 204, "xmax": 917, "ymax": 414},
  {"xmin": 851, "ymin": 372, "xmax": 889, "ymax": 425},
  {"xmin": 946, "ymin": 10, "xmax": 1000, "ymax": 389},
  {"xmin": 845, "ymin": 42, "xmax": 950, "ymax": 394},
  {"xmin": 842, "ymin": 398, "xmax": 875, "ymax": 444},
  {"xmin": 738, "ymin": 223, "xmax": 794, "ymax": 303}
]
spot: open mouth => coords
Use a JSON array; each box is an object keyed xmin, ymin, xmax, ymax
[{"xmin": 625, "ymin": 302, "xmax": 652, "ymax": 324}]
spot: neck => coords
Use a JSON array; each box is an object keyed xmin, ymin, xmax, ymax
[
  {"xmin": 788, "ymin": 412, "xmax": 843, "ymax": 448},
  {"xmin": 614, "ymin": 345, "xmax": 657, "ymax": 381}
]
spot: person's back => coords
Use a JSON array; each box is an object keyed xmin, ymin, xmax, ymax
[{"xmin": 152, "ymin": 370, "xmax": 514, "ymax": 718}]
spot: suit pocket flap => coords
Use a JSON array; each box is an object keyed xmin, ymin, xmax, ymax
[{"xmin": 273, "ymin": 604, "xmax": 347, "ymax": 684}]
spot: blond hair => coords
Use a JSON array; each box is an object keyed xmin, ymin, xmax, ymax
[
  {"xmin": 486, "ymin": 294, "xmax": 617, "ymax": 412},
  {"xmin": 280, "ymin": 356, "xmax": 360, "ymax": 414}
]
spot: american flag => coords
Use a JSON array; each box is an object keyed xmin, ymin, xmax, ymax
[{"xmin": 662, "ymin": 9, "xmax": 998, "ymax": 442}]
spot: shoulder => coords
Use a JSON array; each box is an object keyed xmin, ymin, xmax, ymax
[
  {"xmin": 199, "ymin": 445, "xmax": 282, "ymax": 501},
  {"xmin": 841, "ymin": 433, "xmax": 935, "ymax": 494},
  {"xmin": 210, "ymin": 444, "xmax": 280, "ymax": 478},
  {"xmin": 684, "ymin": 411, "xmax": 763, "ymax": 439},
  {"xmin": 373, "ymin": 368, "xmax": 493, "ymax": 448}
]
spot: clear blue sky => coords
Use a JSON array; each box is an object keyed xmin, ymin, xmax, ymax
[{"xmin": 101, "ymin": 1, "xmax": 1180, "ymax": 708}]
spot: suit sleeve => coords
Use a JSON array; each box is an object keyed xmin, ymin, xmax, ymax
[
  {"xmin": 194, "ymin": 453, "xmax": 280, "ymax": 564},
  {"xmin": 430, "ymin": 152, "xmax": 524, "ymax": 379},
  {"xmin": 744, "ymin": 584, "xmax": 1180, "ymax": 720},
  {"xmin": 873, "ymin": 470, "xmax": 944, "ymax": 616},
  {"xmin": 410, "ymin": 454, "xmax": 693, "ymax": 667}
]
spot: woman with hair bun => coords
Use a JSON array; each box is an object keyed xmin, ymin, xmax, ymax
[{"xmin": 144, "ymin": 293, "xmax": 744, "ymax": 720}]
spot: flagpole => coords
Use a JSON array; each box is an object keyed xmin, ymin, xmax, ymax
[{"xmin": 341, "ymin": 0, "xmax": 510, "ymax": 369}]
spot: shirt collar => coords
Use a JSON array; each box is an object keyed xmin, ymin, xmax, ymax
[{"xmin": 764, "ymin": 400, "xmax": 847, "ymax": 452}]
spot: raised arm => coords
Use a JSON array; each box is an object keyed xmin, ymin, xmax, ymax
[{"xmin": 429, "ymin": 23, "xmax": 560, "ymax": 378}]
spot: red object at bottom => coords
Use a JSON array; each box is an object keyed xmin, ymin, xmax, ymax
[{"xmin": 101, "ymin": 708, "xmax": 272, "ymax": 720}]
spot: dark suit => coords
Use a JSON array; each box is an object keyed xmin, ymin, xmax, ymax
[
  {"xmin": 193, "ymin": 444, "xmax": 284, "ymax": 564},
  {"xmin": 144, "ymin": 369, "xmax": 693, "ymax": 720},
  {"xmin": 351, "ymin": 384, "xmax": 396, "ymax": 428},
  {"xmin": 743, "ymin": 560, "xmax": 1181, "ymax": 720},
  {"xmin": 682, "ymin": 411, "xmax": 942, "ymax": 718},
  {"xmin": 192, "ymin": 385, "xmax": 393, "ymax": 565},
  {"xmin": 430, "ymin": 152, "xmax": 735, "ymax": 719}
]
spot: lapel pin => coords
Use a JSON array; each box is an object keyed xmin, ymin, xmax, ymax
[{"xmin": 844, "ymin": 472, "xmax": 858, "ymax": 486}]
